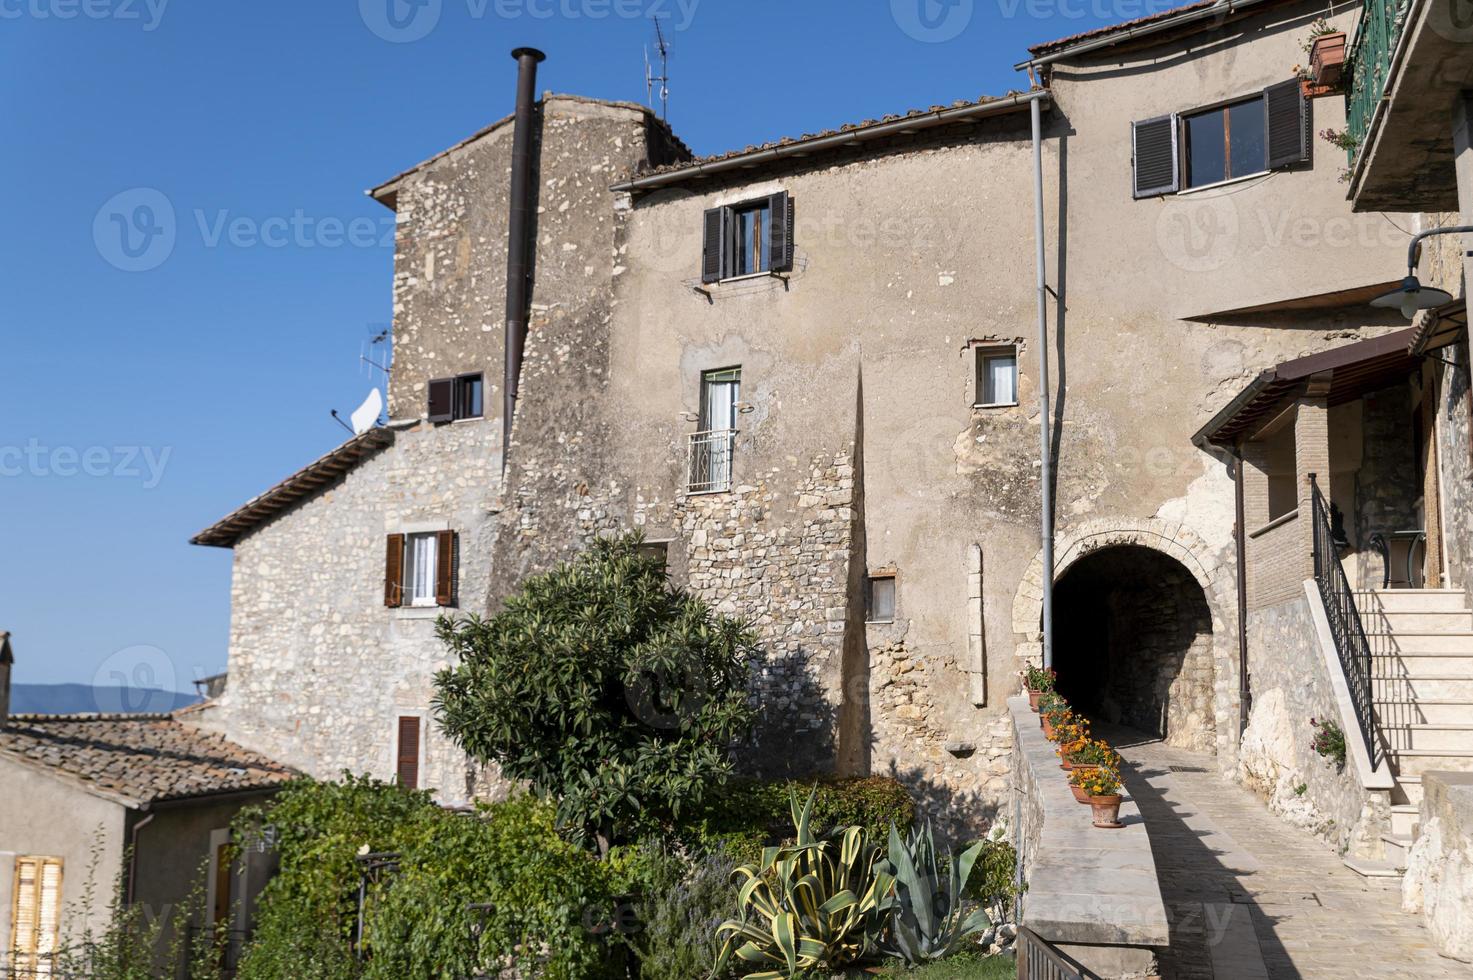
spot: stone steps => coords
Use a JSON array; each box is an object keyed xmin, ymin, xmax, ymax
[
  {"xmin": 1380, "ymin": 632, "xmax": 1473, "ymax": 654},
  {"xmin": 1390, "ymin": 803, "xmax": 1420, "ymax": 837},
  {"xmin": 1343, "ymin": 855, "xmax": 1404, "ymax": 878},
  {"xmin": 1379, "ymin": 832, "xmax": 1413, "ymax": 871},
  {"xmin": 1377, "ymin": 611, "xmax": 1473, "ymax": 632},
  {"xmin": 1367, "ymin": 588, "xmax": 1471, "ymax": 613}
]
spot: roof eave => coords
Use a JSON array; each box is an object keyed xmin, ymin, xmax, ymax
[{"xmin": 609, "ymin": 90, "xmax": 1050, "ymax": 194}]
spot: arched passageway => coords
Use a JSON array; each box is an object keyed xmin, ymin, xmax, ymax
[{"xmin": 1052, "ymin": 545, "xmax": 1217, "ymax": 754}]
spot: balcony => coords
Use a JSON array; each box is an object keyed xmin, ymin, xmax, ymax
[
  {"xmin": 687, "ymin": 429, "xmax": 736, "ymax": 494},
  {"xmin": 1344, "ymin": 0, "xmax": 1473, "ymax": 212}
]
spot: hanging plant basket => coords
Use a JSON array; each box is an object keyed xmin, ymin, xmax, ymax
[{"xmin": 1310, "ymin": 32, "xmax": 1346, "ymax": 88}]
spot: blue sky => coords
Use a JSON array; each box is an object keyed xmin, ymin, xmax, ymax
[{"xmin": 0, "ymin": 0, "xmax": 1170, "ymax": 690}]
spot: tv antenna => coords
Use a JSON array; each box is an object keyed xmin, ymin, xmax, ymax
[{"xmin": 645, "ymin": 19, "xmax": 670, "ymax": 120}]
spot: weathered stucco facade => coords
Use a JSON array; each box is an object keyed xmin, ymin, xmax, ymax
[{"xmin": 194, "ymin": 1, "xmax": 1421, "ymax": 842}]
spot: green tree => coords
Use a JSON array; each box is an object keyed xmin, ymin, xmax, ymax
[{"xmin": 433, "ymin": 533, "xmax": 761, "ymax": 851}]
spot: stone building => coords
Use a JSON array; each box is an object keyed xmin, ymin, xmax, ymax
[{"xmin": 185, "ymin": 0, "xmax": 1468, "ymax": 857}]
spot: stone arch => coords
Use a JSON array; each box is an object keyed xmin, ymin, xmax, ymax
[{"xmin": 1010, "ymin": 519, "xmax": 1239, "ymax": 765}]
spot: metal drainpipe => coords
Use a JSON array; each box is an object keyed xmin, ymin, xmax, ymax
[
  {"xmin": 1030, "ymin": 96, "xmax": 1054, "ymax": 670},
  {"xmin": 1233, "ymin": 450, "xmax": 1251, "ymax": 731},
  {"xmin": 503, "ymin": 47, "xmax": 546, "ymax": 469}
]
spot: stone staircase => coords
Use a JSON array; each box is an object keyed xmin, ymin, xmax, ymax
[{"xmin": 1351, "ymin": 587, "xmax": 1473, "ymax": 876}]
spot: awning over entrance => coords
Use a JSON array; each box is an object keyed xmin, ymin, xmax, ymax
[{"xmin": 1193, "ymin": 326, "xmax": 1421, "ymax": 449}]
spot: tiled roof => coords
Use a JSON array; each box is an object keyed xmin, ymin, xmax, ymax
[
  {"xmin": 1028, "ymin": 0, "xmax": 1219, "ymax": 54},
  {"xmin": 0, "ymin": 714, "xmax": 297, "ymax": 806},
  {"xmin": 1024, "ymin": 0, "xmax": 1299, "ymax": 58},
  {"xmin": 613, "ymin": 91, "xmax": 1043, "ymax": 189},
  {"xmin": 191, "ymin": 427, "xmax": 394, "ymax": 548}
]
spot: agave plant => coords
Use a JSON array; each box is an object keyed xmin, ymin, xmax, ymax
[
  {"xmin": 879, "ymin": 823, "xmax": 992, "ymax": 966},
  {"xmin": 709, "ymin": 791, "xmax": 893, "ymax": 979}
]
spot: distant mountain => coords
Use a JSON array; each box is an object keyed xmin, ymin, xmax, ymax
[{"xmin": 8, "ymin": 683, "xmax": 201, "ymax": 715}]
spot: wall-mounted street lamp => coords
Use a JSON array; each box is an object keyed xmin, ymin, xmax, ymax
[{"xmin": 1372, "ymin": 226, "xmax": 1473, "ymax": 319}]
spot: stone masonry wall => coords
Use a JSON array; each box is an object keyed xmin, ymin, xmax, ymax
[
  {"xmin": 1402, "ymin": 771, "xmax": 1473, "ymax": 962},
  {"xmin": 197, "ymin": 419, "xmax": 503, "ymax": 806},
  {"xmin": 1238, "ymin": 595, "xmax": 1389, "ymax": 858}
]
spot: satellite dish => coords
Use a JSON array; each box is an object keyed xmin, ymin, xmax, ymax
[{"xmin": 349, "ymin": 388, "xmax": 383, "ymax": 435}]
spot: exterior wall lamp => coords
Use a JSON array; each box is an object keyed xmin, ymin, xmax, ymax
[{"xmin": 1371, "ymin": 226, "xmax": 1473, "ymax": 319}]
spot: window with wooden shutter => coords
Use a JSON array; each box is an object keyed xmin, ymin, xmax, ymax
[
  {"xmin": 701, "ymin": 208, "xmax": 725, "ymax": 283},
  {"xmin": 1264, "ymin": 79, "xmax": 1309, "ymax": 169},
  {"xmin": 1132, "ymin": 114, "xmax": 1179, "ymax": 198},
  {"xmin": 427, "ymin": 377, "xmax": 454, "ymax": 423},
  {"xmin": 10, "ymin": 856, "xmax": 63, "ymax": 976},
  {"xmin": 767, "ymin": 191, "xmax": 794, "ymax": 272},
  {"xmin": 434, "ymin": 529, "xmax": 456, "ymax": 607},
  {"xmin": 384, "ymin": 533, "xmax": 405, "ymax": 608},
  {"xmin": 396, "ymin": 716, "xmax": 420, "ymax": 789}
]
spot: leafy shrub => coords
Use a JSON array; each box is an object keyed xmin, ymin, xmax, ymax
[
  {"xmin": 234, "ymin": 777, "xmax": 622, "ymax": 980},
  {"xmin": 677, "ymin": 776, "xmax": 915, "ymax": 862},
  {"xmin": 879, "ymin": 823, "xmax": 991, "ymax": 965},
  {"xmin": 712, "ymin": 793, "xmax": 893, "ymax": 979},
  {"xmin": 363, "ymin": 796, "xmax": 621, "ymax": 980},
  {"xmin": 963, "ymin": 829, "xmax": 1023, "ymax": 925},
  {"xmin": 611, "ymin": 841, "xmax": 739, "ymax": 980},
  {"xmin": 433, "ymin": 533, "xmax": 762, "ymax": 850}
]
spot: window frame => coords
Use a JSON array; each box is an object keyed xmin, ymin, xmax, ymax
[
  {"xmin": 703, "ymin": 192, "xmax": 792, "ymax": 284},
  {"xmin": 729, "ymin": 200, "xmax": 772, "ymax": 278},
  {"xmin": 402, "ymin": 531, "xmax": 440, "ymax": 608},
  {"xmin": 866, "ymin": 571, "xmax": 898, "ymax": 624},
  {"xmin": 9, "ymin": 855, "xmax": 64, "ymax": 977},
  {"xmin": 974, "ymin": 344, "xmax": 1019, "ymax": 409},
  {"xmin": 1182, "ymin": 93, "xmax": 1269, "ymax": 191},
  {"xmin": 452, "ymin": 372, "xmax": 483, "ymax": 421}
]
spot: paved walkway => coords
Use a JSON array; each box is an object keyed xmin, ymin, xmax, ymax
[{"xmin": 1105, "ymin": 730, "xmax": 1466, "ymax": 979}]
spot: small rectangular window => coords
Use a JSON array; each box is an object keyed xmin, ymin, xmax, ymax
[
  {"xmin": 976, "ymin": 347, "xmax": 1018, "ymax": 407},
  {"xmin": 454, "ymin": 374, "xmax": 483, "ymax": 420},
  {"xmin": 636, "ymin": 540, "xmax": 670, "ymax": 573},
  {"xmin": 404, "ymin": 532, "xmax": 439, "ymax": 607},
  {"xmin": 866, "ymin": 574, "xmax": 897, "ymax": 623},
  {"xmin": 701, "ymin": 193, "xmax": 792, "ymax": 283},
  {"xmin": 731, "ymin": 202, "xmax": 770, "ymax": 277},
  {"xmin": 691, "ymin": 368, "xmax": 741, "ymax": 493},
  {"xmin": 10, "ymin": 856, "xmax": 63, "ymax": 977},
  {"xmin": 1185, "ymin": 97, "xmax": 1267, "ymax": 189}
]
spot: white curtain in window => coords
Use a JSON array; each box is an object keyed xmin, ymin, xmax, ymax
[
  {"xmin": 985, "ymin": 354, "xmax": 1017, "ymax": 405},
  {"xmin": 409, "ymin": 533, "xmax": 437, "ymax": 604}
]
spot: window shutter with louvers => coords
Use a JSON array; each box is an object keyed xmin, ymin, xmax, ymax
[
  {"xmin": 767, "ymin": 192, "xmax": 794, "ymax": 272},
  {"xmin": 384, "ymin": 534, "xmax": 405, "ymax": 608},
  {"xmin": 427, "ymin": 378, "xmax": 454, "ymax": 423},
  {"xmin": 1264, "ymin": 79, "xmax": 1309, "ymax": 169},
  {"xmin": 701, "ymin": 207, "xmax": 726, "ymax": 283},
  {"xmin": 434, "ymin": 529, "xmax": 455, "ymax": 607},
  {"xmin": 396, "ymin": 716, "xmax": 420, "ymax": 789},
  {"xmin": 1131, "ymin": 114, "xmax": 1179, "ymax": 198}
]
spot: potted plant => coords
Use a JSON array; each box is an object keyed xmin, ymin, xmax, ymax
[
  {"xmin": 1054, "ymin": 721, "xmax": 1091, "ymax": 767},
  {"xmin": 1071, "ymin": 767, "xmax": 1125, "ymax": 829},
  {"xmin": 1307, "ymin": 20, "xmax": 1346, "ymax": 88},
  {"xmin": 1037, "ymin": 692, "xmax": 1066, "ymax": 733},
  {"xmin": 1022, "ymin": 665, "xmax": 1056, "ymax": 710},
  {"xmin": 1062, "ymin": 737, "xmax": 1119, "ymax": 774},
  {"xmin": 1039, "ymin": 698, "xmax": 1070, "ymax": 740}
]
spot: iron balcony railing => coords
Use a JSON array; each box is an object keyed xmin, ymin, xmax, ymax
[
  {"xmin": 1016, "ymin": 927, "xmax": 1099, "ymax": 979},
  {"xmin": 1309, "ymin": 475, "xmax": 1380, "ymax": 769},
  {"xmin": 688, "ymin": 429, "xmax": 736, "ymax": 494},
  {"xmin": 1345, "ymin": 0, "xmax": 1414, "ymax": 164}
]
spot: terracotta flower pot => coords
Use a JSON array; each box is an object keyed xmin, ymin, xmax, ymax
[
  {"xmin": 1041, "ymin": 717, "xmax": 1055, "ymax": 740},
  {"xmin": 1070, "ymin": 784, "xmax": 1089, "ymax": 803},
  {"xmin": 1089, "ymin": 794, "xmax": 1124, "ymax": 829},
  {"xmin": 1028, "ymin": 689, "xmax": 1043, "ymax": 711},
  {"xmin": 1311, "ymin": 32, "xmax": 1346, "ymax": 88}
]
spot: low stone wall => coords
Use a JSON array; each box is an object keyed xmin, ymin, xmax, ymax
[
  {"xmin": 1009, "ymin": 697, "xmax": 1168, "ymax": 979},
  {"xmin": 1402, "ymin": 771, "xmax": 1473, "ymax": 962}
]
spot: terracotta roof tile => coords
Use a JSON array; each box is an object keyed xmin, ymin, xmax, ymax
[
  {"xmin": 1027, "ymin": 0, "xmax": 1220, "ymax": 54},
  {"xmin": 0, "ymin": 714, "xmax": 297, "ymax": 806}
]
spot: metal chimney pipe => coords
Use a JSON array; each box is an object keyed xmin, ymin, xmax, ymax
[{"xmin": 503, "ymin": 47, "xmax": 546, "ymax": 468}]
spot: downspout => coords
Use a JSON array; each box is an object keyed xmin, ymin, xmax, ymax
[
  {"xmin": 1233, "ymin": 449, "xmax": 1251, "ymax": 731},
  {"xmin": 1030, "ymin": 96, "xmax": 1055, "ymax": 670},
  {"xmin": 503, "ymin": 47, "xmax": 546, "ymax": 470},
  {"xmin": 125, "ymin": 809, "xmax": 155, "ymax": 905}
]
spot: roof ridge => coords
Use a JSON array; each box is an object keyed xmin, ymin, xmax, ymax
[{"xmin": 7, "ymin": 712, "xmax": 176, "ymax": 723}]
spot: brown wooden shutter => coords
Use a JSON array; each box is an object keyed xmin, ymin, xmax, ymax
[
  {"xmin": 396, "ymin": 716, "xmax": 420, "ymax": 789},
  {"xmin": 767, "ymin": 192, "xmax": 794, "ymax": 272},
  {"xmin": 435, "ymin": 529, "xmax": 456, "ymax": 607},
  {"xmin": 427, "ymin": 377, "xmax": 454, "ymax": 423},
  {"xmin": 1131, "ymin": 114, "xmax": 1179, "ymax": 198},
  {"xmin": 1264, "ymin": 79, "xmax": 1309, "ymax": 169},
  {"xmin": 701, "ymin": 207, "xmax": 726, "ymax": 283},
  {"xmin": 384, "ymin": 534, "xmax": 405, "ymax": 608}
]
